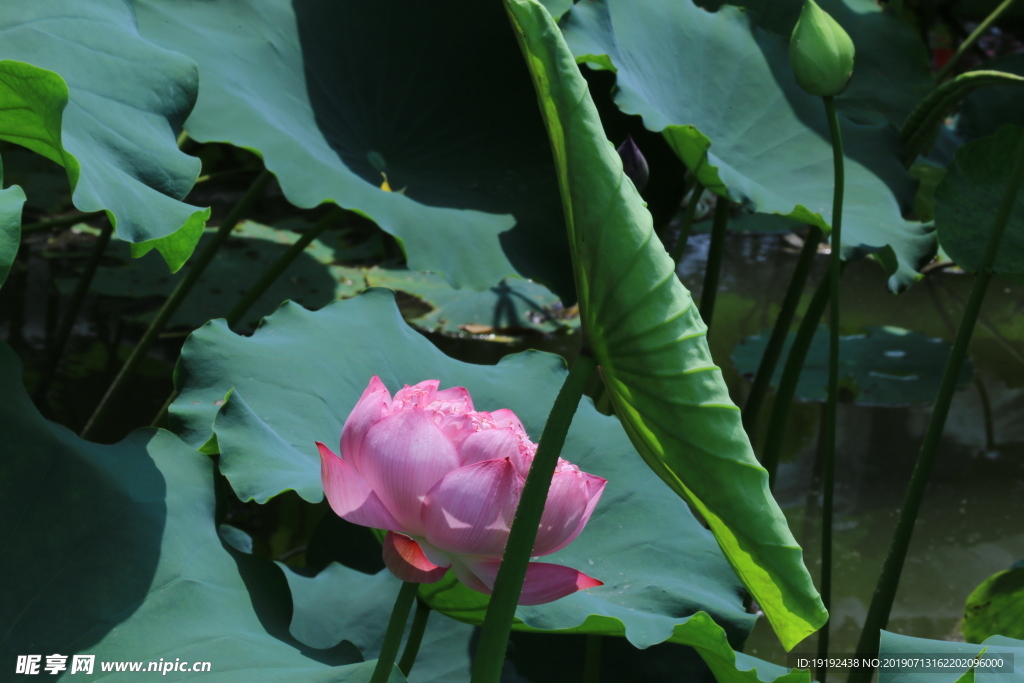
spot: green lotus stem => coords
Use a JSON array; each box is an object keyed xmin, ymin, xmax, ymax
[
  {"xmin": 21, "ymin": 212, "xmax": 100, "ymax": 234},
  {"xmin": 816, "ymin": 94, "xmax": 846, "ymax": 683},
  {"xmin": 398, "ymin": 597, "xmax": 431, "ymax": 676},
  {"xmin": 849, "ymin": 126, "xmax": 1024, "ymax": 683},
  {"xmin": 760, "ymin": 265, "xmax": 844, "ymax": 488},
  {"xmin": 670, "ymin": 180, "xmax": 705, "ymax": 264},
  {"xmin": 33, "ymin": 220, "xmax": 114, "ymax": 403},
  {"xmin": 584, "ymin": 634, "xmax": 602, "ymax": 683},
  {"xmin": 699, "ymin": 197, "xmax": 730, "ymax": 332},
  {"xmin": 741, "ymin": 226, "xmax": 823, "ymax": 435},
  {"xmin": 371, "ymin": 581, "xmax": 419, "ymax": 683},
  {"xmin": 226, "ymin": 207, "xmax": 344, "ymax": 328},
  {"xmin": 80, "ymin": 170, "xmax": 273, "ymax": 440},
  {"xmin": 936, "ymin": 0, "xmax": 1022, "ymax": 81},
  {"xmin": 471, "ymin": 351, "xmax": 598, "ymax": 683},
  {"xmin": 150, "ymin": 390, "xmax": 177, "ymax": 429}
]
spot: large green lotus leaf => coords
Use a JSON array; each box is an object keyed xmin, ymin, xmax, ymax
[
  {"xmin": 0, "ymin": 5, "xmax": 209, "ymax": 271},
  {"xmin": 879, "ymin": 631, "xmax": 1024, "ymax": 683},
  {"xmin": 281, "ymin": 562, "xmax": 476, "ymax": 683},
  {"xmin": 133, "ymin": 0, "xmax": 569, "ymax": 296},
  {"xmin": 963, "ymin": 565, "xmax": 1024, "ymax": 644},
  {"xmin": 72, "ymin": 221, "xmax": 573, "ymax": 335},
  {"xmin": 169, "ymin": 289, "xmax": 756, "ymax": 650},
  {"xmin": 0, "ymin": 183, "xmax": 26, "ymax": 287},
  {"xmin": 957, "ymin": 55, "xmax": 1024, "ymax": 142},
  {"xmin": 0, "ymin": 343, "xmax": 405, "ymax": 681},
  {"xmin": 283, "ymin": 561, "xmax": 806, "ymax": 683},
  {"xmin": 560, "ymin": 0, "xmax": 934, "ymax": 292},
  {"xmin": 936, "ymin": 126, "xmax": 1024, "ymax": 278},
  {"xmin": 504, "ymin": 0, "xmax": 825, "ymax": 650},
  {"xmin": 732, "ymin": 326, "xmax": 974, "ymax": 406},
  {"xmin": 422, "ymin": 578, "xmax": 807, "ymax": 683}
]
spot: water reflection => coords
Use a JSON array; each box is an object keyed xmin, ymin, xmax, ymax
[{"xmin": 678, "ymin": 232, "xmax": 1024, "ymax": 661}]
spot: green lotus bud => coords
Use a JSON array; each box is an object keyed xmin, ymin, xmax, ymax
[{"xmin": 789, "ymin": 0, "xmax": 855, "ymax": 97}]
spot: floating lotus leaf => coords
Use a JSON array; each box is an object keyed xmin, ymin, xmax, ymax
[
  {"xmin": 963, "ymin": 565, "xmax": 1024, "ymax": 644},
  {"xmin": 732, "ymin": 326, "xmax": 974, "ymax": 406}
]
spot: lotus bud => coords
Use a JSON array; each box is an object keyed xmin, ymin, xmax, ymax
[
  {"xmin": 616, "ymin": 135, "xmax": 649, "ymax": 193},
  {"xmin": 789, "ymin": 0, "xmax": 855, "ymax": 97}
]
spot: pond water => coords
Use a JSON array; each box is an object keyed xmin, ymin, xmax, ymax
[{"xmin": 676, "ymin": 231, "xmax": 1024, "ymax": 664}]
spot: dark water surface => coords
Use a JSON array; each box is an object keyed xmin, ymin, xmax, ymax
[{"xmin": 678, "ymin": 232, "xmax": 1024, "ymax": 663}]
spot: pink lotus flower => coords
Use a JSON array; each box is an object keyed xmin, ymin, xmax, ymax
[{"xmin": 318, "ymin": 376, "xmax": 606, "ymax": 606}]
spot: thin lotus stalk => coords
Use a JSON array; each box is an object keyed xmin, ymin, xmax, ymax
[
  {"xmin": 816, "ymin": 94, "xmax": 846, "ymax": 683},
  {"xmin": 471, "ymin": 351, "xmax": 599, "ymax": 683},
  {"xmin": 741, "ymin": 226, "xmax": 823, "ymax": 435},
  {"xmin": 80, "ymin": 170, "xmax": 273, "ymax": 440},
  {"xmin": 150, "ymin": 390, "xmax": 177, "ymax": 429},
  {"xmin": 670, "ymin": 180, "xmax": 705, "ymax": 264},
  {"xmin": 583, "ymin": 634, "xmax": 602, "ymax": 683},
  {"xmin": 934, "ymin": 275, "xmax": 1024, "ymax": 365},
  {"xmin": 699, "ymin": 197, "xmax": 730, "ymax": 332},
  {"xmin": 936, "ymin": 0, "xmax": 1022, "ymax": 81},
  {"xmin": 226, "ymin": 207, "xmax": 344, "ymax": 328},
  {"xmin": 759, "ymin": 265, "xmax": 844, "ymax": 488},
  {"xmin": 34, "ymin": 220, "xmax": 114, "ymax": 403},
  {"xmin": 370, "ymin": 581, "xmax": 419, "ymax": 683},
  {"xmin": 397, "ymin": 598, "xmax": 431, "ymax": 676},
  {"xmin": 849, "ymin": 126, "xmax": 1024, "ymax": 683}
]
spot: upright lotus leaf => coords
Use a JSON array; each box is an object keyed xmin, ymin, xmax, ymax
[
  {"xmin": 936, "ymin": 126, "xmax": 1024, "ymax": 278},
  {"xmin": 732, "ymin": 326, "xmax": 974, "ymax": 406},
  {"xmin": 169, "ymin": 290, "xmax": 759, "ymax": 652},
  {"xmin": 962, "ymin": 565, "xmax": 1024, "ymax": 643},
  {"xmin": 281, "ymin": 562, "xmax": 476, "ymax": 682},
  {"xmin": 0, "ymin": 342, "xmax": 407, "ymax": 681},
  {"xmin": 0, "ymin": 183, "xmax": 26, "ymax": 288},
  {"xmin": 503, "ymin": 0, "xmax": 825, "ymax": 648},
  {"xmin": 0, "ymin": 4, "xmax": 209, "ymax": 272},
  {"xmin": 560, "ymin": 0, "xmax": 935, "ymax": 291},
  {"xmin": 134, "ymin": 0, "xmax": 570, "ymax": 296},
  {"xmin": 879, "ymin": 631, "xmax": 1024, "ymax": 683}
]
